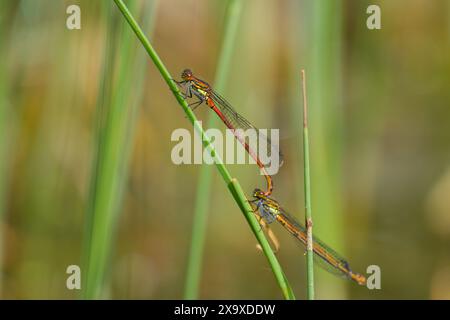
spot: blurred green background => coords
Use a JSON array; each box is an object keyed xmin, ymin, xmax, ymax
[{"xmin": 1, "ymin": 0, "xmax": 450, "ymax": 299}]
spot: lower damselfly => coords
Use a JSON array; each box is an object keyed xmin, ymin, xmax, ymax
[{"xmin": 251, "ymin": 188, "xmax": 366, "ymax": 285}]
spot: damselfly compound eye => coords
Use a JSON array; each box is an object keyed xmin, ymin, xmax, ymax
[{"xmin": 181, "ymin": 69, "xmax": 192, "ymax": 80}]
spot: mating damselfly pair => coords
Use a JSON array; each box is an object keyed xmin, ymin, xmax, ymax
[
  {"xmin": 175, "ymin": 69, "xmax": 282, "ymax": 196},
  {"xmin": 176, "ymin": 69, "xmax": 366, "ymax": 286}
]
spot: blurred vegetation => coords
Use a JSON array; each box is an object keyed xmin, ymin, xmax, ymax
[
  {"xmin": 0, "ymin": 0, "xmax": 449, "ymax": 299},
  {"xmin": 184, "ymin": 0, "xmax": 243, "ymax": 300}
]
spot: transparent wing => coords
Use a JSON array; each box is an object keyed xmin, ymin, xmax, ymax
[
  {"xmin": 209, "ymin": 90, "xmax": 284, "ymax": 167},
  {"xmin": 275, "ymin": 206, "xmax": 356, "ymax": 280}
]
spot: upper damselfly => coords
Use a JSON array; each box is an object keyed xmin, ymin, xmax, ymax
[
  {"xmin": 175, "ymin": 69, "xmax": 283, "ymax": 196},
  {"xmin": 251, "ymin": 188, "xmax": 366, "ymax": 285}
]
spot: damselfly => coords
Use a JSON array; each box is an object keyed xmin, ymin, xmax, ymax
[
  {"xmin": 251, "ymin": 188, "xmax": 366, "ymax": 285},
  {"xmin": 175, "ymin": 69, "xmax": 283, "ymax": 196}
]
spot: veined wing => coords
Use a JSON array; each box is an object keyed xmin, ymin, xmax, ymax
[
  {"xmin": 209, "ymin": 89, "xmax": 284, "ymax": 167},
  {"xmin": 274, "ymin": 205, "xmax": 364, "ymax": 283}
]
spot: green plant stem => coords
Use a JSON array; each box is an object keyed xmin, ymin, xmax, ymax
[
  {"xmin": 184, "ymin": 0, "xmax": 243, "ymax": 300},
  {"xmin": 82, "ymin": 0, "xmax": 154, "ymax": 299},
  {"xmin": 113, "ymin": 0, "xmax": 295, "ymax": 300},
  {"xmin": 304, "ymin": 0, "xmax": 345, "ymax": 298},
  {"xmin": 227, "ymin": 180, "xmax": 294, "ymax": 300},
  {"xmin": 301, "ymin": 70, "xmax": 314, "ymax": 300},
  {"xmin": 82, "ymin": 4, "xmax": 116, "ymax": 299},
  {"xmin": 0, "ymin": 3, "xmax": 10, "ymax": 298}
]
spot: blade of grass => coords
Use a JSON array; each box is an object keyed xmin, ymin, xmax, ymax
[
  {"xmin": 301, "ymin": 69, "xmax": 314, "ymax": 300},
  {"xmin": 307, "ymin": 0, "xmax": 345, "ymax": 298},
  {"xmin": 81, "ymin": 0, "xmax": 155, "ymax": 299},
  {"xmin": 82, "ymin": 4, "xmax": 116, "ymax": 298},
  {"xmin": 0, "ymin": 1, "xmax": 12, "ymax": 298},
  {"xmin": 184, "ymin": 0, "xmax": 243, "ymax": 300},
  {"xmin": 113, "ymin": 0, "xmax": 295, "ymax": 299}
]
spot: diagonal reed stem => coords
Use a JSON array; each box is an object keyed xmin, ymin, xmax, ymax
[
  {"xmin": 113, "ymin": 0, "xmax": 295, "ymax": 299},
  {"xmin": 184, "ymin": 0, "xmax": 243, "ymax": 300}
]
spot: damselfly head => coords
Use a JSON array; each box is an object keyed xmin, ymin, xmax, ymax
[
  {"xmin": 253, "ymin": 188, "xmax": 265, "ymax": 199},
  {"xmin": 181, "ymin": 69, "xmax": 193, "ymax": 80}
]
